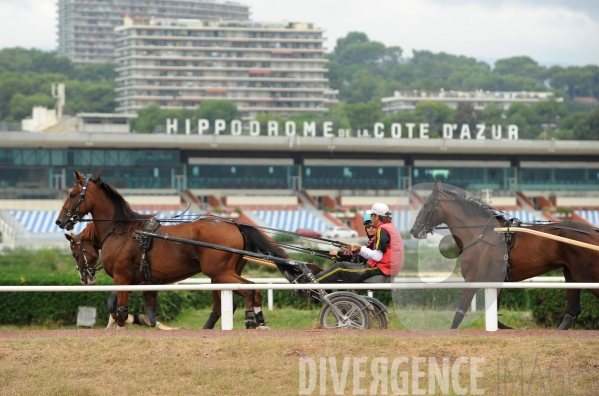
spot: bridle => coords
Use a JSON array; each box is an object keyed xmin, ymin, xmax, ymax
[
  {"xmin": 70, "ymin": 233, "xmax": 102, "ymax": 282},
  {"xmin": 62, "ymin": 177, "xmax": 90, "ymax": 226},
  {"xmin": 413, "ymin": 188, "xmax": 451, "ymax": 236},
  {"xmin": 414, "ymin": 187, "xmax": 507, "ymax": 255}
]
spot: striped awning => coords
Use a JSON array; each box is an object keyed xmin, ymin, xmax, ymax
[
  {"xmin": 253, "ymin": 210, "xmax": 329, "ymax": 233},
  {"xmin": 9, "ymin": 210, "xmax": 200, "ymax": 234},
  {"xmin": 576, "ymin": 210, "xmax": 599, "ymax": 226},
  {"xmin": 502, "ymin": 210, "xmax": 541, "ymax": 223},
  {"xmin": 10, "ymin": 211, "xmax": 90, "ymax": 234},
  {"xmin": 362, "ymin": 210, "xmax": 411, "ymax": 231}
]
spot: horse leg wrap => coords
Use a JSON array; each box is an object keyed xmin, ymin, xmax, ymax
[
  {"xmin": 116, "ymin": 305, "xmax": 128, "ymax": 327},
  {"xmin": 107, "ymin": 292, "xmax": 117, "ymax": 314},
  {"xmin": 202, "ymin": 312, "xmax": 221, "ymax": 329},
  {"xmin": 256, "ymin": 311, "xmax": 266, "ymax": 326},
  {"xmin": 145, "ymin": 306, "xmax": 157, "ymax": 327},
  {"xmin": 245, "ymin": 309, "xmax": 258, "ymax": 329},
  {"xmin": 558, "ymin": 314, "xmax": 577, "ymax": 330}
]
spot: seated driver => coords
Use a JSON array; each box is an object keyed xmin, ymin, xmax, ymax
[
  {"xmin": 329, "ymin": 212, "xmax": 377, "ymax": 264},
  {"xmin": 315, "ymin": 203, "xmax": 404, "ymax": 283}
]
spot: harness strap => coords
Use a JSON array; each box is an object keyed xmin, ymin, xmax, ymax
[{"xmin": 138, "ymin": 217, "xmax": 161, "ymax": 281}]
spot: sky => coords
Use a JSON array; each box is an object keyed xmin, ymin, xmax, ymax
[{"xmin": 0, "ymin": 0, "xmax": 598, "ymax": 66}]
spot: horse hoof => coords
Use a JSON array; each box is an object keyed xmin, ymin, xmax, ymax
[
  {"xmin": 245, "ymin": 320, "xmax": 258, "ymax": 329},
  {"xmin": 116, "ymin": 325, "xmax": 126, "ymax": 331},
  {"xmin": 138, "ymin": 314, "xmax": 152, "ymax": 326},
  {"xmin": 257, "ymin": 325, "xmax": 271, "ymax": 330},
  {"xmin": 498, "ymin": 321, "xmax": 514, "ymax": 330}
]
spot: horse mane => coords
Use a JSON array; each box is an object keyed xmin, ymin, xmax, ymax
[
  {"xmin": 89, "ymin": 173, "xmax": 151, "ymax": 229},
  {"xmin": 79, "ymin": 223, "xmax": 100, "ymax": 244},
  {"xmin": 443, "ymin": 189, "xmax": 496, "ymax": 219}
]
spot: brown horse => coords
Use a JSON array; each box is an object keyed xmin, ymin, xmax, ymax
[
  {"xmin": 66, "ymin": 222, "xmax": 266, "ymax": 329},
  {"xmin": 65, "ymin": 225, "xmax": 161, "ymax": 329},
  {"xmin": 410, "ymin": 180, "xmax": 599, "ymax": 330},
  {"xmin": 56, "ymin": 170, "xmax": 289, "ymax": 329}
]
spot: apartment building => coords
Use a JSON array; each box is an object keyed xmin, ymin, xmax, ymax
[
  {"xmin": 381, "ymin": 90, "xmax": 563, "ymax": 115},
  {"xmin": 114, "ymin": 18, "xmax": 338, "ymax": 118},
  {"xmin": 57, "ymin": 0, "xmax": 250, "ymax": 64}
]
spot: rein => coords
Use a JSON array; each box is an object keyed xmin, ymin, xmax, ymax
[
  {"xmin": 275, "ymin": 242, "xmax": 333, "ymax": 259},
  {"xmin": 82, "ymin": 213, "xmax": 351, "ymax": 248}
]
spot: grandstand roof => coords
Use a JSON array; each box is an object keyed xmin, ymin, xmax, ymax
[{"xmin": 2, "ymin": 132, "xmax": 599, "ymax": 161}]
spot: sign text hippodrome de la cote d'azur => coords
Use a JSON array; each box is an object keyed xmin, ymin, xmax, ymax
[{"xmin": 165, "ymin": 119, "xmax": 520, "ymax": 140}]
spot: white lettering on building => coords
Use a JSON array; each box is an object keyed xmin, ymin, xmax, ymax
[{"xmin": 165, "ymin": 119, "xmax": 521, "ymax": 140}]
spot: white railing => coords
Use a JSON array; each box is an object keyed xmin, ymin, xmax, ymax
[
  {"xmin": 177, "ymin": 276, "xmax": 567, "ymax": 313},
  {"xmin": 1, "ymin": 277, "xmax": 594, "ymax": 332}
]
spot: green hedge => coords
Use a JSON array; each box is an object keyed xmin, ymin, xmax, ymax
[
  {"xmin": 528, "ymin": 289, "xmax": 599, "ymax": 329},
  {"xmin": 0, "ymin": 271, "xmax": 217, "ymax": 325}
]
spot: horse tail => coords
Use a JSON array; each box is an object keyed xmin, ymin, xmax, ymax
[
  {"xmin": 237, "ymin": 224, "xmax": 319, "ymax": 282},
  {"xmin": 237, "ymin": 224, "xmax": 289, "ymax": 259}
]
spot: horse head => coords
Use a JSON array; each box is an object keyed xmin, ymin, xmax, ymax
[
  {"xmin": 410, "ymin": 180, "xmax": 445, "ymax": 239},
  {"xmin": 65, "ymin": 231, "xmax": 101, "ymax": 285},
  {"xmin": 56, "ymin": 170, "xmax": 92, "ymax": 231}
]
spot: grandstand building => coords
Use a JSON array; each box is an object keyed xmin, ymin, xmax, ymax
[
  {"xmin": 1, "ymin": 129, "xmax": 599, "ymax": 246},
  {"xmin": 114, "ymin": 18, "xmax": 338, "ymax": 118},
  {"xmin": 381, "ymin": 90, "xmax": 563, "ymax": 115},
  {"xmin": 57, "ymin": 0, "xmax": 250, "ymax": 65}
]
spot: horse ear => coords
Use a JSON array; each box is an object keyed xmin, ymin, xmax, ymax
[
  {"xmin": 432, "ymin": 179, "xmax": 439, "ymax": 192},
  {"xmin": 65, "ymin": 233, "xmax": 74, "ymax": 243},
  {"xmin": 74, "ymin": 170, "xmax": 85, "ymax": 185}
]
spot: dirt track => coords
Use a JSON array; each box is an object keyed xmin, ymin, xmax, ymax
[
  {"xmin": 1, "ymin": 328, "xmax": 598, "ymax": 340},
  {"xmin": 2, "ymin": 328, "xmax": 598, "ymax": 395}
]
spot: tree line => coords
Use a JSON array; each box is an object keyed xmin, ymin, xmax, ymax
[
  {"xmin": 1, "ymin": 37, "xmax": 598, "ymax": 139},
  {"xmin": 0, "ymin": 48, "xmax": 117, "ymax": 122}
]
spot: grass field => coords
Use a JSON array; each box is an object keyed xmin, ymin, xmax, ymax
[
  {"xmin": 167, "ymin": 307, "xmax": 542, "ymax": 331},
  {"xmin": 0, "ymin": 306, "xmax": 540, "ymax": 332}
]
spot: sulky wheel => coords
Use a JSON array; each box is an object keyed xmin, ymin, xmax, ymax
[
  {"xmin": 318, "ymin": 295, "xmax": 370, "ymax": 329},
  {"xmin": 367, "ymin": 307, "xmax": 389, "ymax": 329}
]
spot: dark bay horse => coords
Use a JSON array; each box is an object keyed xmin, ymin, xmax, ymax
[
  {"xmin": 410, "ymin": 180, "xmax": 599, "ymax": 330},
  {"xmin": 66, "ymin": 222, "xmax": 267, "ymax": 329},
  {"xmin": 56, "ymin": 170, "xmax": 288, "ymax": 329}
]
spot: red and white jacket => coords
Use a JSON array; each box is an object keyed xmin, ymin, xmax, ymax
[{"xmin": 365, "ymin": 221, "xmax": 404, "ymax": 276}]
